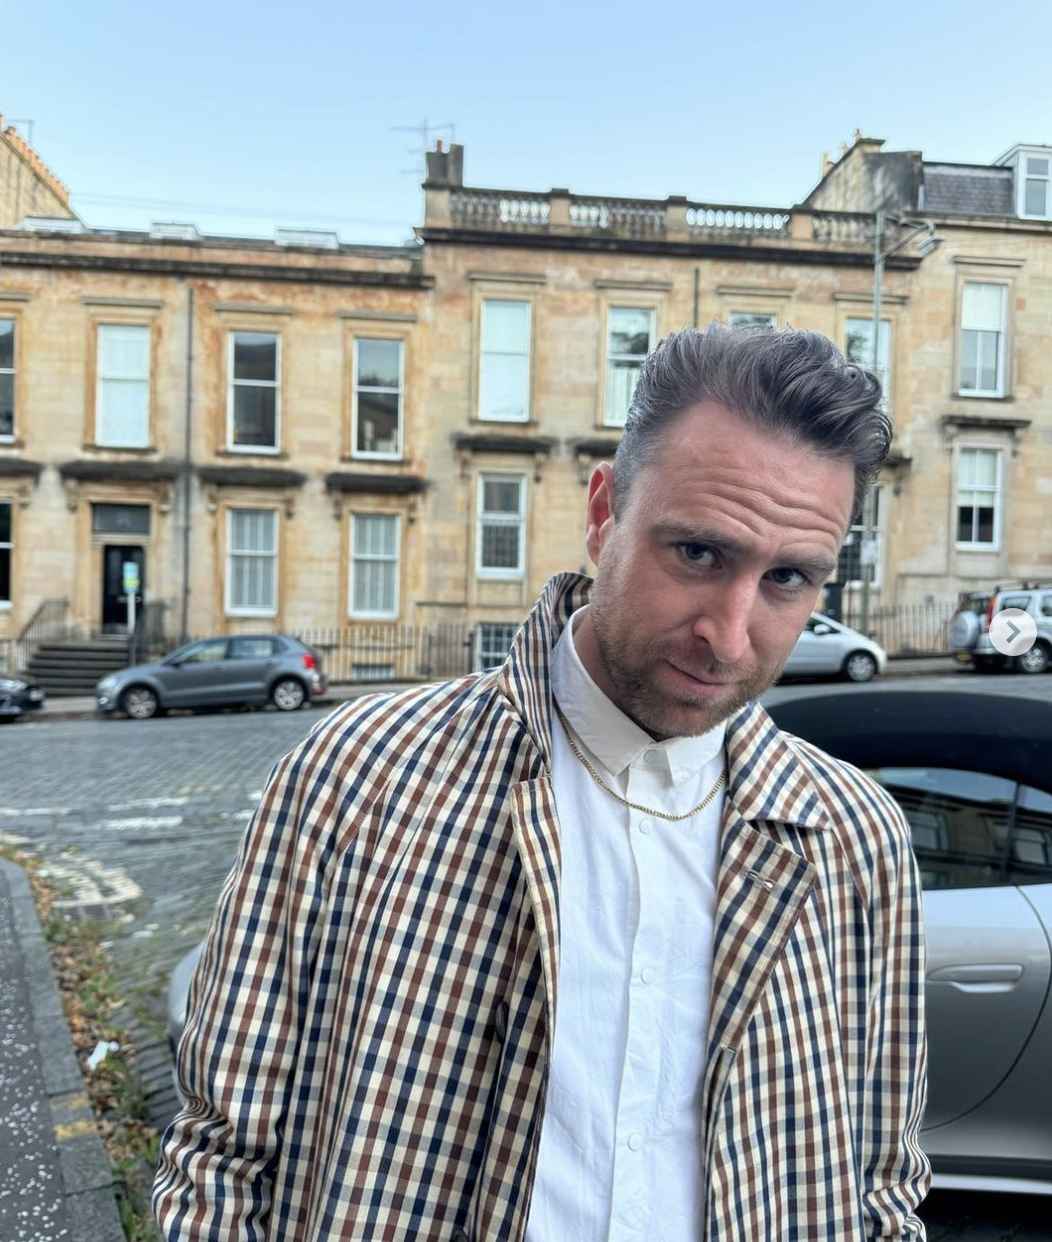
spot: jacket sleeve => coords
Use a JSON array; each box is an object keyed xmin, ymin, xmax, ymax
[
  {"xmin": 152, "ymin": 733, "xmax": 329, "ymax": 1240},
  {"xmin": 860, "ymin": 790, "xmax": 932, "ymax": 1240}
]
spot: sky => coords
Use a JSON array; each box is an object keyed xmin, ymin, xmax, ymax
[{"xmin": 1, "ymin": 0, "xmax": 1051, "ymax": 248}]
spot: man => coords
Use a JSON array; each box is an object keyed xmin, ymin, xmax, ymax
[{"xmin": 155, "ymin": 324, "xmax": 930, "ymax": 1240}]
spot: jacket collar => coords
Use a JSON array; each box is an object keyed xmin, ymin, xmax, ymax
[{"xmin": 499, "ymin": 573, "xmax": 831, "ymax": 831}]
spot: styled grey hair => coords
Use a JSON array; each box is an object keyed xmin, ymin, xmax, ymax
[{"xmin": 612, "ymin": 323, "xmax": 890, "ymax": 523}]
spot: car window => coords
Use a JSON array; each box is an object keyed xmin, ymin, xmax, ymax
[
  {"xmin": 229, "ymin": 637, "xmax": 277, "ymax": 659},
  {"xmin": 958, "ymin": 594, "xmax": 991, "ymax": 616},
  {"xmin": 1009, "ymin": 786, "xmax": 1052, "ymax": 885},
  {"xmin": 176, "ymin": 639, "xmax": 228, "ymax": 664},
  {"xmin": 1040, "ymin": 593, "xmax": 1052, "ymax": 619},
  {"xmin": 866, "ymin": 766, "xmax": 1016, "ymax": 891},
  {"xmin": 998, "ymin": 593, "xmax": 1031, "ymax": 613}
]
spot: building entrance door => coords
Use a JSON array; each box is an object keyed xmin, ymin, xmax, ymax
[{"xmin": 101, "ymin": 545, "xmax": 145, "ymax": 632}]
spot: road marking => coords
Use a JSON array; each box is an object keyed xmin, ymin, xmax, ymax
[
  {"xmin": 101, "ymin": 816, "xmax": 184, "ymax": 831},
  {"xmin": 105, "ymin": 796, "xmax": 190, "ymax": 812},
  {"xmin": 0, "ymin": 805, "xmax": 72, "ymax": 817}
]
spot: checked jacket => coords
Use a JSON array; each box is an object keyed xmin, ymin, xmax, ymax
[{"xmin": 154, "ymin": 572, "xmax": 930, "ymax": 1241}]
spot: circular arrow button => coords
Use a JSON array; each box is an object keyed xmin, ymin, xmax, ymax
[{"xmin": 989, "ymin": 608, "xmax": 1037, "ymax": 656}]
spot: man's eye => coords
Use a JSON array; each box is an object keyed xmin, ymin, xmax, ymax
[
  {"xmin": 766, "ymin": 566, "xmax": 809, "ymax": 588},
  {"xmin": 679, "ymin": 543, "xmax": 718, "ymax": 566}
]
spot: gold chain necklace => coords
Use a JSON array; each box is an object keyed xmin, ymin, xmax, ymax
[{"xmin": 552, "ymin": 700, "xmax": 726, "ymax": 823}]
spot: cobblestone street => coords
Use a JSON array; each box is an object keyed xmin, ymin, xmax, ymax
[{"xmin": 0, "ymin": 704, "xmax": 336, "ymax": 1132}]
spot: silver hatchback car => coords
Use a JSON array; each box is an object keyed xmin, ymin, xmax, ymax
[
  {"xmin": 781, "ymin": 613, "xmax": 888, "ymax": 683},
  {"xmin": 96, "ymin": 633, "xmax": 326, "ymax": 719}
]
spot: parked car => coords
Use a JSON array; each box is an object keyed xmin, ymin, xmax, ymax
[
  {"xmin": 96, "ymin": 634, "xmax": 326, "ymax": 720},
  {"xmin": 780, "ymin": 613, "xmax": 887, "ymax": 683},
  {"xmin": 768, "ymin": 688, "xmax": 1052, "ymax": 1195},
  {"xmin": 0, "ymin": 671, "xmax": 46, "ymax": 721},
  {"xmin": 950, "ymin": 582, "xmax": 1052, "ymax": 674}
]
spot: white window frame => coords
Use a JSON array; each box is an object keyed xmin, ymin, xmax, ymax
[
  {"xmin": 478, "ymin": 299, "xmax": 531, "ymax": 423},
  {"xmin": 352, "ymin": 337, "xmax": 404, "ymax": 460},
  {"xmin": 0, "ymin": 499, "xmax": 12, "ymax": 607},
  {"xmin": 476, "ymin": 472, "xmax": 526, "ymax": 579},
  {"xmin": 225, "ymin": 508, "xmax": 278, "ymax": 617},
  {"xmin": 227, "ymin": 331, "xmax": 281, "ymax": 452},
  {"xmin": 349, "ymin": 512, "xmax": 401, "ymax": 620},
  {"xmin": 955, "ymin": 447, "xmax": 1002, "ymax": 551},
  {"xmin": 0, "ymin": 318, "xmax": 15, "ymax": 442},
  {"xmin": 1018, "ymin": 152, "xmax": 1052, "ymax": 220},
  {"xmin": 844, "ymin": 316, "xmax": 892, "ymax": 408},
  {"xmin": 958, "ymin": 282, "xmax": 1007, "ymax": 398},
  {"xmin": 603, "ymin": 305, "xmax": 656, "ymax": 428},
  {"xmin": 842, "ymin": 484, "xmax": 885, "ymax": 589},
  {"xmin": 476, "ymin": 621, "xmax": 518, "ymax": 671},
  {"xmin": 95, "ymin": 323, "xmax": 151, "ymax": 448}
]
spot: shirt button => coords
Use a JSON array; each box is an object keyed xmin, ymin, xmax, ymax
[
  {"xmin": 627, "ymin": 1132, "xmax": 643, "ymax": 1151},
  {"xmin": 640, "ymin": 967, "xmax": 655, "ymax": 985},
  {"xmin": 644, "ymin": 748, "xmax": 660, "ymax": 764},
  {"xmin": 638, "ymin": 818, "xmax": 653, "ymax": 834}
]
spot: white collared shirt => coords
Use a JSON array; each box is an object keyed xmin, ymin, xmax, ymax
[{"xmin": 526, "ymin": 611, "xmax": 727, "ymax": 1242}]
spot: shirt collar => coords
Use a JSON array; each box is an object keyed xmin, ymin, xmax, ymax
[{"xmin": 550, "ymin": 606, "xmax": 725, "ymax": 787}]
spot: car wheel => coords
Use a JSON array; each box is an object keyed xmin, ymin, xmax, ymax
[
  {"xmin": 1015, "ymin": 642, "xmax": 1050, "ymax": 675},
  {"xmin": 121, "ymin": 685, "xmax": 159, "ymax": 720},
  {"xmin": 271, "ymin": 677, "xmax": 306, "ymax": 711},
  {"xmin": 843, "ymin": 651, "xmax": 878, "ymax": 683}
]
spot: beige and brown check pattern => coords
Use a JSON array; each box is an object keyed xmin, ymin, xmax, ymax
[{"xmin": 154, "ymin": 573, "xmax": 929, "ymax": 1240}]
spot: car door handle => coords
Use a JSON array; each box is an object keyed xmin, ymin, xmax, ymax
[{"xmin": 927, "ymin": 963, "xmax": 1024, "ymax": 993}]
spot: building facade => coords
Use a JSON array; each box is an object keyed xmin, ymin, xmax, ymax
[{"xmin": 2, "ymin": 123, "xmax": 1051, "ymax": 674}]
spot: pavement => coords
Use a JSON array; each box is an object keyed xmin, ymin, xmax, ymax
[{"xmin": 0, "ymin": 655, "xmax": 966, "ymax": 1239}]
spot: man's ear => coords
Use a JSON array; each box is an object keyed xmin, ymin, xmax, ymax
[{"xmin": 585, "ymin": 463, "xmax": 616, "ymax": 567}]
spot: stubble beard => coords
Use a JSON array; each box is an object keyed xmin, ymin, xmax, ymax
[{"xmin": 589, "ymin": 601, "xmax": 782, "ymax": 741}]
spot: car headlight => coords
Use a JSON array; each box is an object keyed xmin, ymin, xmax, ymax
[
  {"xmin": 97, "ymin": 676, "xmax": 116, "ymax": 692},
  {"xmin": 0, "ymin": 678, "xmax": 27, "ymax": 693}
]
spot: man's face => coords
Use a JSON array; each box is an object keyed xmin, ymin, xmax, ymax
[{"xmin": 574, "ymin": 401, "xmax": 856, "ymax": 740}]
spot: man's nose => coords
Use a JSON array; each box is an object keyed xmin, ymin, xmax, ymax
[{"xmin": 691, "ymin": 580, "xmax": 756, "ymax": 665}]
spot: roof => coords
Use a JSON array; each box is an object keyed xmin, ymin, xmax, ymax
[{"xmin": 922, "ymin": 163, "xmax": 1014, "ymax": 216}]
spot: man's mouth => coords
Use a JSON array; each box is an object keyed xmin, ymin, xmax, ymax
[{"xmin": 666, "ymin": 661, "xmax": 733, "ymax": 695}]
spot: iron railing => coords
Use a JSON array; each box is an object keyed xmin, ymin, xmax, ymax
[
  {"xmin": 0, "ymin": 597, "xmax": 70, "ymax": 672},
  {"xmin": 837, "ymin": 599, "xmax": 955, "ymax": 656}
]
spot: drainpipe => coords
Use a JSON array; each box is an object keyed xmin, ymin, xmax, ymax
[{"xmin": 179, "ymin": 285, "xmax": 194, "ymax": 644}]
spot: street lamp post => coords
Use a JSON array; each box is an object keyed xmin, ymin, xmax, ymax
[{"xmin": 859, "ymin": 211, "xmax": 942, "ymax": 636}]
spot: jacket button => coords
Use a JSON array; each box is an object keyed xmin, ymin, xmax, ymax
[{"xmin": 494, "ymin": 1001, "xmax": 509, "ymax": 1042}]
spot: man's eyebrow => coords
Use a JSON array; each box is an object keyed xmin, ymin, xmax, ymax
[{"xmin": 653, "ymin": 523, "xmax": 838, "ymax": 580}]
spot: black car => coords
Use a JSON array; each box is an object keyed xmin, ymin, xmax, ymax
[
  {"xmin": 0, "ymin": 671, "xmax": 46, "ymax": 721},
  {"xmin": 766, "ymin": 688, "xmax": 1052, "ymax": 1196}
]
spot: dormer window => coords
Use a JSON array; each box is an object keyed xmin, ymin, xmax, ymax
[{"xmin": 1019, "ymin": 153, "xmax": 1050, "ymax": 219}]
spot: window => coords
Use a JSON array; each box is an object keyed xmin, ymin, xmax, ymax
[
  {"xmin": 729, "ymin": 311, "xmax": 776, "ymax": 328},
  {"xmin": 350, "ymin": 513, "xmax": 400, "ymax": 619},
  {"xmin": 604, "ymin": 306, "xmax": 655, "ymax": 427},
  {"xmin": 174, "ymin": 639, "xmax": 228, "ymax": 665},
  {"xmin": 96, "ymin": 324, "xmax": 150, "ymax": 447},
  {"xmin": 229, "ymin": 636, "xmax": 279, "ymax": 659},
  {"xmin": 0, "ymin": 502, "xmax": 11, "ymax": 604},
  {"xmin": 477, "ymin": 473, "xmax": 526, "ymax": 577},
  {"xmin": 844, "ymin": 317, "xmax": 891, "ymax": 406},
  {"xmin": 870, "ymin": 767, "xmax": 1016, "ymax": 891},
  {"xmin": 353, "ymin": 338, "xmax": 403, "ymax": 458},
  {"xmin": 959, "ymin": 283, "xmax": 1007, "ymax": 396},
  {"xmin": 0, "ymin": 319, "xmax": 14, "ymax": 440},
  {"xmin": 479, "ymin": 300, "xmax": 530, "ymax": 422},
  {"xmin": 229, "ymin": 332, "xmax": 280, "ymax": 449},
  {"xmin": 956, "ymin": 447, "xmax": 1001, "ymax": 547},
  {"xmin": 477, "ymin": 622, "xmax": 518, "ymax": 671},
  {"xmin": 1021, "ymin": 155, "xmax": 1050, "ymax": 218},
  {"xmin": 838, "ymin": 485, "xmax": 884, "ymax": 588},
  {"xmin": 226, "ymin": 508, "xmax": 277, "ymax": 616}
]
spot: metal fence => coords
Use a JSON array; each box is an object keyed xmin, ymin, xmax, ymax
[
  {"xmin": 297, "ymin": 624, "xmax": 477, "ymax": 683},
  {"xmin": 837, "ymin": 599, "xmax": 955, "ymax": 657}
]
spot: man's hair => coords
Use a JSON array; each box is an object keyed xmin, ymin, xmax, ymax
[{"xmin": 612, "ymin": 323, "xmax": 890, "ymax": 523}]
